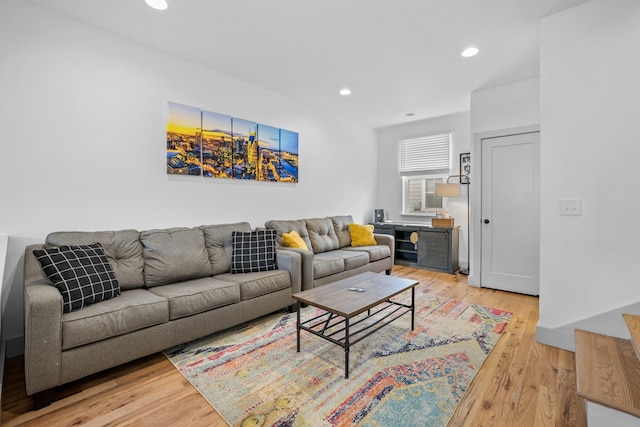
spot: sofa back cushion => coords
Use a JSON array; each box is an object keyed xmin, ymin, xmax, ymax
[
  {"xmin": 199, "ymin": 222, "xmax": 252, "ymax": 275},
  {"xmin": 304, "ymin": 217, "xmax": 339, "ymax": 254},
  {"xmin": 46, "ymin": 230, "xmax": 144, "ymax": 290},
  {"xmin": 140, "ymin": 227, "xmax": 212, "ymax": 287},
  {"xmin": 264, "ymin": 219, "xmax": 313, "ymax": 251},
  {"xmin": 330, "ymin": 215, "xmax": 354, "ymax": 248}
]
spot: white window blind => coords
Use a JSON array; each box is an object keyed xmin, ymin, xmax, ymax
[{"xmin": 399, "ymin": 133, "xmax": 450, "ymax": 173}]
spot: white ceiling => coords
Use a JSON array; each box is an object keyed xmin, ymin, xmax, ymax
[{"xmin": 25, "ymin": 0, "xmax": 589, "ymax": 128}]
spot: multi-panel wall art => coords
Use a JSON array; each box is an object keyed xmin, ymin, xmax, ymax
[{"xmin": 166, "ymin": 101, "xmax": 299, "ymax": 183}]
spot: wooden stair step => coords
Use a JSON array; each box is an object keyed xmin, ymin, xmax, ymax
[
  {"xmin": 575, "ymin": 329, "xmax": 640, "ymax": 418},
  {"xmin": 624, "ymin": 313, "xmax": 640, "ymax": 362}
]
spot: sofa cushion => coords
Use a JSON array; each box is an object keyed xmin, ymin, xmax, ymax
[
  {"xmin": 46, "ymin": 230, "xmax": 144, "ymax": 290},
  {"xmin": 140, "ymin": 227, "xmax": 212, "ymax": 287},
  {"xmin": 216, "ymin": 270, "xmax": 290, "ymax": 301},
  {"xmin": 200, "ymin": 222, "xmax": 252, "ymax": 275},
  {"xmin": 305, "ymin": 217, "xmax": 339, "ymax": 254},
  {"xmin": 265, "ymin": 219, "xmax": 313, "ymax": 251},
  {"xmin": 231, "ymin": 230, "xmax": 278, "ymax": 274},
  {"xmin": 148, "ymin": 277, "xmax": 240, "ymax": 320},
  {"xmin": 327, "ymin": 250, "xmax": 370, "ymax": 271},
  {"xmin": 343, "ymin": 244, "xmax": 391, "ymax": 262},
  {"xmin": 61, "ymin": 289, "xmax": 168, "ymax": 350},
  {"xmin": 313, "ymin": 253, "xmax": 345, "ymax": 279},
  {"xmin": 331, "ymin": 215, "xmax": 354, "ymax": 248},
  {"xmin": 349, "ymin": 223, "xmax": 378, "ymax": 247},
  {"xmin": 33, "ymin": 243, "xmax": 121, "ymax": 313}
]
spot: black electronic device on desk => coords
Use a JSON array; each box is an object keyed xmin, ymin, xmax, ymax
[{"xmin": 374, "ymin": 209, "xmax": 385, "ymax": 223}]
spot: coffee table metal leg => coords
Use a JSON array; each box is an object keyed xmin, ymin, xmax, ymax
[
  {"xmin": 411, "ymin": 287, "xmax": 415, "ymax": 330},
  {"xmin": 296, "ymin": 302, "xmax": 301, "ymax": 352},
  {"xmin": 344, "ymin": 317, "xmax": 350, "ymax": 379},
  {"xmin": 321, "ymin": 313, "xmax": 335, "ymax": 333}
]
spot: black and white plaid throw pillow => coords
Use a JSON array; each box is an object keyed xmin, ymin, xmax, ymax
[
  {"xmin": 33, "ymin": 243, "xmax": 121, "ymax": 313},
  {"xmin": 231, "ymin": 230, "xmax": 278, "ymax": 274}
]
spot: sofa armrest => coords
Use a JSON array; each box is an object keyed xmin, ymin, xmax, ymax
[
  {"xmin": 23, "ymin": 281, "xmax": 64, "ymax": 395},
  {"xmin": 277, "ymin": 247, "xmax": 314, "ymax": 291},
  {"xmin": 276, "ymin": 249, "xmax": 302, "ymax": 296},
  {"xmin": 374, "ymin": 233, "xmax": 395, "ymax": 266}
]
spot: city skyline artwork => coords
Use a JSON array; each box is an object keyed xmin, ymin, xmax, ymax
[{"xmin": 167, "ymin": 101, "xmax": 299, "ymax": 183}]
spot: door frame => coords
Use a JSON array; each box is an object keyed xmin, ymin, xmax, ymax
[{"xmin": 468, "ymin": 124, "xmax": 540, "ymax": 288}]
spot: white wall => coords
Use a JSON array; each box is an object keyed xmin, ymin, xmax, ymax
[
  {"xmin": 0, "ymin": 0, "xmax": 377, "ymax": 352},
  {"xmin": 538, "ymin": 0, "xmax": 640, "ymax": 336},
  {"xmin": 376, "ymin": 112, "xmax": 471, "ymax": 268},
  {"xmin": 469, "ymin": 79, "xmax": 540, "ymax": 286},
  {"xmin": 470, "ymin": 78, "xmax": 540, "ymax": 135}
]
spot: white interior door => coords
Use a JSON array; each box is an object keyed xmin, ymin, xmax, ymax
[{"xmin": 481, "ymin": 132, "xmax": 539, "ymax": 295}]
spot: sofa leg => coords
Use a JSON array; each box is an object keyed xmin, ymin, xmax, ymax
[
  {"xmin": 33, "ymin": 388, "xmax": 54, "ymax": 410},
  {"xmin": 386, "ymin": 269, "xmax": 392, "ymax": 275},
  {"xmin": 288, "ymin": 304, "xmax": 294, "ymax": 313}
]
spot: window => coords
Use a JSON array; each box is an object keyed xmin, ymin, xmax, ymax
[
  {"xmin": 400, "ymin": 133, "xmax": 451, "ymax": 216},
  {"xmin": 402, "ymin": 175, "xmax": 446, "ymax": 215}
]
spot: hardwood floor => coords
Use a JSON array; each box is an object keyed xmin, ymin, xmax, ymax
[{"xmin": 2, "ymin": 266, "xmax": 585, "ymax": 426}]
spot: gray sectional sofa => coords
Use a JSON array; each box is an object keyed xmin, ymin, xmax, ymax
[
  {"xmin": 265, "ymin": 215, "xmax": 395, "ymax": 290},
  {"xmin": 22, "ymin": 215, "xmax": 394, "ymax": 408},
  {"xmin": 23, "ymin": 222, "xmax": 301, "ymax": 407}
]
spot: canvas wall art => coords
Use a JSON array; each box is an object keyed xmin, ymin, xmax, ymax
[
  {"xmin": 460, "ymin": 152, "xmax": 470, "ymax": 184},
  {"xmin": 278, "ymin": 129, "xmax": 299, "ymax": 183},
  {"xmin": 201, "ymin": 110, "xmax": 233, "ymax": 178},
  {"xmin": 166, "ymin": 101, "xmax": 299, "ymax": 183},
  {"xmin": 232, "ymin": 118, "xmax": 258, "ymax": 180},
  {"xmin": 166, "ymin": 102, "xmax": 203, "ymax": 176}
]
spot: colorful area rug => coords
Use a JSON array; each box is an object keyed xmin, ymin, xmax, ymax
[{"xmin": 164, "ymin": 288, "xmax": 512, "ymax": 426}]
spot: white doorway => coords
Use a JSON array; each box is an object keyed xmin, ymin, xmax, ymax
[{"xmin": 479, "ymin": 131, "xmax": 540, "ymax": 295}]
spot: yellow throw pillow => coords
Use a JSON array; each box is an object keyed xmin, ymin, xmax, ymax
[
  {"xmin": 282, "ymin": 230, "xmax": 308, "ymax": 250},
  {"xmin": 349, "ymin": 223, "xmax": 377, "ymax": 247}
]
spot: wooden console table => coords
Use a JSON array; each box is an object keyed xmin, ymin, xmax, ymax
[{"xmin": 373, "ymin": 222, "xmax": 459, "ymax": 274}]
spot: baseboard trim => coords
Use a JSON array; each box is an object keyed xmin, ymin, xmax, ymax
[
  {"xmin": 586, "ymin": 401, "xmax": 640, "ymax": 427},
  {"xmin": 537, "ymin": 301, "xmax": 640, "ymax": 352},
  {"xmin": 467, "ymin": 272, "xmax": 480, "ymax": 287},
  {"xmin": 536, "ymin": 325, "xmax": 575, "ymax": 352}
]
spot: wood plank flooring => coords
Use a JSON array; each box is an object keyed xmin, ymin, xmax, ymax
[
  {"xmin": 2, "ymin": 266, "xmax": 585, "ymax": 426},
  {"xmin": 574, "ymin": 329, "xmax": 640, "ymax": 418}
]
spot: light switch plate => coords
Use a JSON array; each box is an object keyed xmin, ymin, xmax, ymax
[{"xmin": 560, "ymin": 199, "xmax": 582, "ymax": 216}]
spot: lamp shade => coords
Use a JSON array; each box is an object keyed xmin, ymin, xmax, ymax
[{"xmin": 435, "ymin": 183, "xmax": 461, "ymax": 198}]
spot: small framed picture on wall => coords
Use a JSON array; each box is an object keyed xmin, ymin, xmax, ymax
[{"xmin": 460, "ymin": 152, "xmax": 470, "ymax": 184}]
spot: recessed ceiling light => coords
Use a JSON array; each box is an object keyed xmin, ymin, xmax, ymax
[
  {"xmin": 461, "ymin": 47, "xmax": 479, "ymax": 58},
  {"xmin": 339, "ymin": 88, "xmax": 352, "ymax": 96},
  {"xmin": 145, "ymin": 0, "xmax": 168, "ymax": 10}
]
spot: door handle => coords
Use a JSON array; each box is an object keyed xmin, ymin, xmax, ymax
[{"xmin": 484, "ymin": 219, "xmax": 490, "ymax": 224}]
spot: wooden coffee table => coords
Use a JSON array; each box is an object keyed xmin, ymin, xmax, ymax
[{"xmin": 292, "ymin": 271, "xmax": 419, "ymax": 378}]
